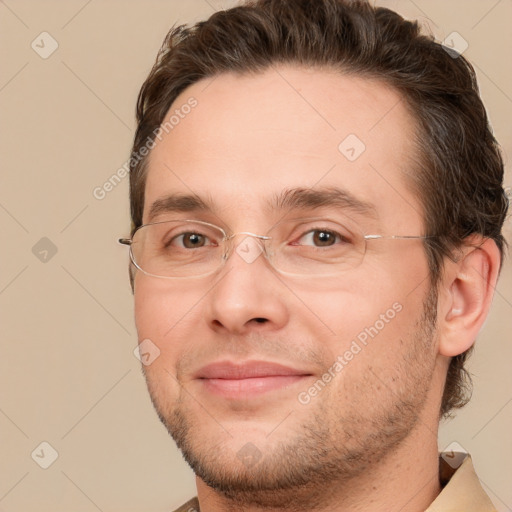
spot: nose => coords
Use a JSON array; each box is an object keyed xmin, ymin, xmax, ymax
[{"xmin": 204, "ymin": 235, "xmax": 289, "ymax": 335}]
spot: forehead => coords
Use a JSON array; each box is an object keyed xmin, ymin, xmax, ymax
[{"xmin": 144, "ymin": 66, "xmax": 422, "ymax": 231}]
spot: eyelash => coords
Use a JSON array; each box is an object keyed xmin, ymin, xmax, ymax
[{"xmin": 293, "ymin": 228, "xmax": 346, "ymax": 246}]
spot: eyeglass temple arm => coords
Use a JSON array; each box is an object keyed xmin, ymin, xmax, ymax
[
  {"xmin": 364, "ymin": 235, "xmax": 435, "ymax": 240},
  {"xmin": 118, "ymin": 238, "xmax": 132, "ymax": 246}
]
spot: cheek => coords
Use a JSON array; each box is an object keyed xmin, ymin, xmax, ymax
[
  {"xmin": 293, "ymin": 263, "xmax": 428, "ymax": 362},
  {"xmin": 133, "ymin": 277, "xmax": 205, "ymax": 366},
  {"xmin": 135, "ymin": 276, "xmax": 198, "ymax": 334},
  {"xmin": 134, "ymin": 278, "xmax": 167, "ymax": 340},
  {"xmin": 133, "ymin": 278, "xmax": 198, "ymax": 404},
  {"xmin": 289, "ymin": 268, "xmax": 409, "ymax": 327}
]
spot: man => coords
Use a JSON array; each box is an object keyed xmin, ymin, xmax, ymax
[{"xmin": 120, "ymin": 0, "xmax": 508, "ymax": 510}]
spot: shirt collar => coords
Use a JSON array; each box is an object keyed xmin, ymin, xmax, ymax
[{"xmin": 426, "ymin": 453, "xmax": 496, "ymax": 511}]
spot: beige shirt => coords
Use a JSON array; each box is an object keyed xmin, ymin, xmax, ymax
[{"xmin": 172, "ymin": 453, "xmax": 496, "ymax": 512}]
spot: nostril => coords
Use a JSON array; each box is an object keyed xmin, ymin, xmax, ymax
[{"xmin": 254, "ymin": 318, "xmax": 268, "ymax": 323}]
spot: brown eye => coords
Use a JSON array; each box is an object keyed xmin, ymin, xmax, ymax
[
  {"xmin": 175, "ymin": 232, "xmax": 208, "ymax": 248},
  {"xmin": 298, "ymin": 229, "xmax": 342, "ymax": 247},
  {"xmin": 312, "ymin": 230, "xmax": 337, "ymax": 246}
]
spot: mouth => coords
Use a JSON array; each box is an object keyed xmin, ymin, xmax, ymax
[{"xmin": 194, "ymin": 360, "xmax": 312, "ymax": 399}]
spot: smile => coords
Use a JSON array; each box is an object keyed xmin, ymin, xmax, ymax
[{"xmin": 195, "ymin": 360, "xmax": 312, "ymax": 399}]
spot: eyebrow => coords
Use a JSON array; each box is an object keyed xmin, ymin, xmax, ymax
[
  {"xmin": 146, "ymin": 187, "xmax": 377, "ymax": 223},
  {"xmin": 267, "ymin": 187, "xmax": 377, "ymax": 218},
  {"xmin": 147, "ymin": 194, "xmax": 213, "ymax": 223}
]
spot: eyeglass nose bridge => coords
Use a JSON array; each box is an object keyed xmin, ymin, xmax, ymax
[{"xmin": 225, "ymin": 231, "xmax": 272, "ymax": 241}]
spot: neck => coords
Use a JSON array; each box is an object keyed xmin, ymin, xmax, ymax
[{"xmin": 195, "ymin": 420, "xmax": 442, "ymax": 512}]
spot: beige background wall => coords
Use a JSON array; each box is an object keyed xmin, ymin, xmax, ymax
[{"xmin": 0, "ymin": 1, "xmax": 510, "ymax": 510}]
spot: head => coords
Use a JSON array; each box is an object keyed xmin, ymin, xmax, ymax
[{"xmin": 126, "ymin": 0, "xmax": 507, "ymax": 506}]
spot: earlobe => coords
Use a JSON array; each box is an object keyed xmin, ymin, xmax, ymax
[{"xmin": 438, "ymin": 237, "xmax": 500, "ymax": 358}]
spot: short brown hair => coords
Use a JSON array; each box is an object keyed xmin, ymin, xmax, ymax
[{"xmin": 128, "ymin": 0, "xmax": 508, "ymax": 417}]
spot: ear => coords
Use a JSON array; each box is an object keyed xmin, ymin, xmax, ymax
[{"xmin": 437, "ymin": 236, "xmax": 501, "ymax": 357}]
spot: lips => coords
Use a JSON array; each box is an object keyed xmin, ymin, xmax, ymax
[
  {"xmin": 195, "ymin": 361, "xmax": 311, "ymax": 398},
  {"xmin": 197, "ymin": 361, "xmax": 309, "ymax": 379}
]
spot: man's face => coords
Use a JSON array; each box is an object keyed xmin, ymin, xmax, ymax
[{"xmin": 134, "ymin": 67, "xmax": 441, "ymax": 505}]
